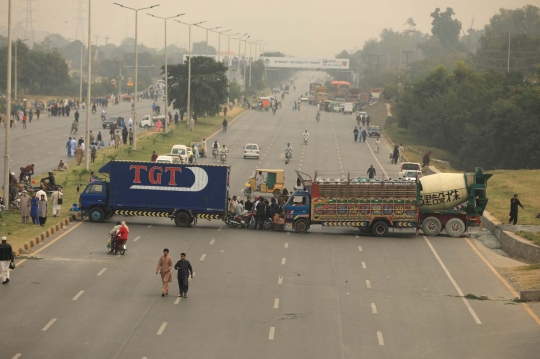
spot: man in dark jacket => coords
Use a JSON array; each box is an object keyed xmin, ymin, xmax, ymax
[
  {"xmin": 245, "ymin": 197, "xmax": 253, "ymax": 212},
  {"xmin": 0, "ymin": 236, "xmax": 15, "ymax": 284},
  {"xmin": 509, "ymin": 194, "xmax": 525, "ymax": 225},
  {"xmin": 174, "ymin": 253, "xmax": 193, "ymax": 298},
  {"xmin": 254, "ymin": 200, "xmax": 266, "ymax": 230},
  {"xmin": 367, "ymin": 165, "xmax": 376, "ymax": 179}
]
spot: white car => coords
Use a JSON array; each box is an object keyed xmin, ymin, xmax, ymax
[
  {"xmin": 243, "ymin": 143, "xmax": 260, "ymax": 159},
  {"xmin": 155, "ymin": 155, "xmax": 176, "ymax": 164},
  {"xmin": 401, "ymin": 170, "xmax": 422, "ymax": 181},
  {"xmin": 170, "ymin": 145, "xmax": 189, "ymax": 163},
  {"xmin": 399, "ymin": 162, "xmax": 422, "ymax": 179}
]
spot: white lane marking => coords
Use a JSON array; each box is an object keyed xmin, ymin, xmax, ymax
[
  {"xmin": 281, "ymin": 258, "xmax": 286, "ymax": 265},
  {"xmin": 48, "ymin": 152, "xmax": 53, "ymax": 155},
  {"xmin": 371, "ymin": 303, "xmax": 377, "ymax": 314},
  {"xmin": 278, "ymin": 276, "xmax": 283, "ymax": 284},
  {"xmin": 12, "ymin": 354, "xmax": 22, "ymax": 359},
  {"xmin": 366, "ymin": 280, "xmax": 371, "ymax": 288},
  {"xmin": 377, "ymin": 331, "xmax": 384, "ymax": 345},
  {"xmin": 210, "ymin": 239, "xmax": 215, "ymax": 245},
  {"xmin": 36, "ymin": 156, "xmax": 41, "ymax": 159},
  {"xmin": 274, "ymin": 298, "xmax": 279, "ymax": 309},
  {"xmin": 72, "ymin": 290, "xmax": 85, "ymax": 301},
  {"xmin": 423, "ymin": 236, "xmax": 482, "ymax": 324},
  {"xmin": 284, "ymin": 243, "xmax": 288, "ymax": 248},
  {"xmin": 97, "ymin": 268, "xmax": 107, "ymax": 276},
  {"xmin": 133, "ymin": 236, "xmax": 141, "ymax": 242},
  {"xmin": 362, "ymin": 261, "xmax": 367, "ymax": 269},
  {"xmin": 147, "ymin": 225, "xmax": 152, "ymax": 228},
  {"xmin": 174, "ymin": 297, "xmax": 182, "ymax": 305},
  {"xmin": 200, "ymin": 254, "xmax": 206, "ymax": 262},
  {"xmin": 42, "ymin": 318, "xmax": 57, "ymax": 331},
  {"xmin": 269, "ymin": 327, "xmax": 275, "ymax": 340},
  {"xmin": 358, "ymin": 246, "xmax": 362, "ymax": 251},
  {"xmin": 157, "ymin": 322, "xmax": 167, "ymax": 335}
]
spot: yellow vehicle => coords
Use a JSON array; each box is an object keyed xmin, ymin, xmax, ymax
[
  {"xmin": 189, "ymin": 141, "xmax": 206, "ymax": 157},
  {"xmin": 244, "ymin": 169, "xmax": 285, "ymax": 197}
]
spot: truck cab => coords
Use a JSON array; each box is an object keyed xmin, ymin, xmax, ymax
[
  {"xmin": 283, "ymin": 191, "xmax": 311, "ymax": 233},
  {"xmin": 80, "ymin": 181, "xmax": 111, "ymax": 222}
]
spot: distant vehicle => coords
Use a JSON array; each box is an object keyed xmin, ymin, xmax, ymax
[
  {"xmin": 170, "ymin": 145, "xmax": 190, "ymax": 163},
  {"xmin": 102, "ymin": 118, "xmax": 117, "ymax": 129},
  {"xmin": 244, "ymin": 143, "xmax": 260, "ymax": 159},
  {"xmin": 343, "ymin": 102, "xmax": 353, "ymax": 115},
  {"xmin": 140, "ymin": 115, "xmax": 166, "ymax": 129},
  {"xmin": 164, "ymin": 153, "xmax": 183, "ymax": 163},
  {"xmin": 368, "ymin": 126, "xmax": 381, "ymax": 137},
  {"xmin": 399, "ymin": 162, "xmax": 422, "ymax": 179},
  {"xmin": 300, "ymin": 95, "xmax": 308, "ymax": 102},
  {"xmin": 155, "ymin": 155, "xmax": 178, "ymax": 164},
  {"xmin": 189, "ymin": 141, "xmax": 206, "ymax": 157},
  {"xmin": 401, "ymin": 171, "xmax": 422, "ymax": 181}
]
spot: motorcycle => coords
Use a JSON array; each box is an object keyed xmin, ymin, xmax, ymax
[
  {"xmin": 220, "ymin": 152, "xmax": 227, "ymax": 163},
  {"xmin": 107, "ymin": 235, "xmax": 126, "ymax": 255},
  {"xmin": 91, "ymin": 107, "xmax": 96, "ymax": 115},
  {"xmin": 226, "ymin": 212, "xmax": 254, "ymax": 228},
  {"xmin": 212, "ymin": 148, "xmax": 219, "ymax": 158},
  {"xmin": 101, "ymin": 114, "xmax": 106, "ymax": 122},
  {"xmin": 316, "ymin": 112, "xmax": 320, "ymax": 121},
  {"xmin": 285, "ymin": 151, "xmax": 292, "ymax": 165},
  {"xmin": 248, "ymin": 216, "xmax": 272, "ymax": 230}
]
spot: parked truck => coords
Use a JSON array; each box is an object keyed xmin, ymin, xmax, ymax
[
  {"xmin": 79, "ymin": 161, "xmax": 229, "ymax": 227},
  {"xmin": 313, "ymin": 86, "xmax": 328, "ymax": 104},
  {"xmin": 283, "ymin": 168, "xmax": 491, "ymax": 237}
]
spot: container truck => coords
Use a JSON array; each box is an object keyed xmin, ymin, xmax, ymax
[
  {"xmin": 79, "ymin": 161, "xmax": 230, "ymax": 227},
  {"xmin": 283, "ymin": 168, "xmax": 491, "ymax": 237}
]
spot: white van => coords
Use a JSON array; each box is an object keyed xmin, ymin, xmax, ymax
[
  {"xmin": 343, "ymin": 102, "xmax": 353, "ymax": 115},
  {"xmin": 155, "ymin": 155, "xmax": 175, "ymax": 163},
  {"xmin": 170, "ymin": 145, "xmax": 190, "ymax": 163},
  {"xmin": 139, "ymin": 115, "xmax": 166, "ymax": 129}
]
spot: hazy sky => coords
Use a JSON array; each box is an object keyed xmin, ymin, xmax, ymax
[{"xmin": 0, "ymin": 0, "xmax": 535, "ymax": 57}]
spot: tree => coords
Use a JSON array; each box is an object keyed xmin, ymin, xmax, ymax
[
  {"xmin": 167, "ymin": 56, "xmax": 228, "ymax": 117},
  {"xmin": 192, "ymin": 41, "xmax": 216, "ymax": 55},
  {"xmin": 430, "ymin": 8, "xmax": 462, "ymax": 51}
]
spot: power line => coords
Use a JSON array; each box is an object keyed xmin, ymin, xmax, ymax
[{"xmin": 22, "ymin": 0, "xmax": 37, "ymax": 44}]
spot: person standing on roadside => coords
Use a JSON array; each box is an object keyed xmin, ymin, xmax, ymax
[
  {"xmin": 74, "ymin": 109, "xmax": 79, "ymax": 123},
  {"xmin": 38, "ymin": 194, "xmax": 48, "ymax": 227},
  {"xmin": 20, "ymin": 190, "xmax": 30, "ymax": 223},
  {"xmin": 174, "ymin": 253, "xmax": 193, "ymax": 298},
  {"xmin": 509, "ymin": 194, "xmax": 525, "ymax": 225},
  {"xmin": 30, "ymin": 193, "xmax": 39, "ymax": 225},
  {"xmin": 398, "ymin": 143, "xmax": 405, "ymax": 162},
  {"xmin": 156, "ymin": 248, "xmax": 173, "ymax": 297},
  {"xmin": 36, "ymin": 107, "xmax": 40, "ymax": 120},
  {"xmin": 151, "ymin": 151, "xmax": 158, "ymax": 162},
  {"xmin": 97, "ymin": 131, "xmax": 103, "ymax": 149},
  {"xmin": 193, "ymin": 145, "xmax": 199, "ymax": 164},
  {"xmin": 22, "ymin": 113, "xmax": 27, "ymax": 129},
  {"xmin": 51, "ymin": 188, "xmax": 63, "ymax": 217},
  {"xmin": 156, "ymin": 119, "xmax": 163, "ymax": 132},
  {"xmin": 362, "ymin": 128, "xmax": 367, "ymax": 142},
  {"xmin": 0, "ymin": 236, "xmax": 15, "ymax": 284},
  {"xmin": 70, "ymin": 137, "xmax": 77, "ymax": 157},
  {"xmin": 174, "ymin": 111, "xmax": 179, "ymax": 125},
  {"xmin": 254, "ymin": 199, "xmax": 266, "ymax": 230},
  {"xmin": 223, "ymin": 105, "xmax": 228, "ymax": 117},
  {"xmin": 128, "ymin": 129, "xmax": 134, "ymax": 145},
  {"xmin": 353, "ymin": 127, "xmax": 359, "ymax": 142},
  {"xmin": 66, "ymin": 137, "xmax": 72, "ymax": 157},
  {"xmin": 190, "ymin": 116, "xmax": 195, "ymax": 131}
]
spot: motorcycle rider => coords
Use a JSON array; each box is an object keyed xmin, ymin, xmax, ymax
[
  {"xmin": 101, "ymin": 109, "xmax": 106, "ymax": 121},
  {"xmin": 109, "ymin": 221, "xmax": 122, "ymax": 253},
  {"xmin": 303, "ymin": 130, "xmax": 309, "ymax": 144},
  {"xmin": 212, "ymin": 140, "xmax": 220, "ymax": 157},
  {"xmin": 285, "ymin": 143, "xmax": 293, "ymax": 159},
  {"xmin": 316, "ymin": 111, "xmax": 320, "ymax": 121},
  {"xmin": 19, "ymin": 164, "xmax": 35, "ymax": 183},
  {"xmin": 91, "ymin": 103, "xmax": 96, "ymax": 114},
  {"xmin": 220, "ymin": 144, "xmax": 228, "ymax": 161},
  {"xmin": 114, "ymin": 221, "xmax": 129, "ymax": 255}
]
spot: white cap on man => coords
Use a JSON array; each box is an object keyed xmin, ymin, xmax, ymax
[{"xmin": 1, "ymin": 236, "xmax": 6, "ymax": 241}]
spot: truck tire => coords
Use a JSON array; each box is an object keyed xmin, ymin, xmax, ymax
[
  {"xmin": 372, "ymin": 222, "xmax": 389, "ymax": 237},
  {"xmin": 445, "ymin": 218, "xmax": 466, "ymax": 238},
  {"xmin": 293, "ymin": 219, "xmax": 309, "ymax": 233},
  {"xmin": 174, "ymin": 212, "xmax": 192, "ymax": 227},
  {"xmin": 273, "ymin": 189, "xmax": 282, "ymax": 197},
  {"xmin": 244, "ymin": 188, "xmax": 253, "ymax": 196},
  {"xmin": 89, "ymin": 207, "xmax": 105, "ymax": 223},
  {"xmin": 105, "ymin": 209, "xmax": 114, "ymax": 220},
  {"xmin": 421, "ymin": 217, "xmax": 442, "ymax": 236}
]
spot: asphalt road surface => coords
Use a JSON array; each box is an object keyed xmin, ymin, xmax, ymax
[
  {"xmin": 1, "ymin": 75, "xmax": 540, "ymax": 359},
  {"xmin": 0, "ymin": 99, "xmax": 155, "ymax": 179}
]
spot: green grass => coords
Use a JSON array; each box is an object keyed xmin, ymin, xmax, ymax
[
  {"xmin": 516, "ymin": 232, "xmax": 540, "ymax": 246},
  {"xmin": 517, "ymin": 262, "xmax": 540, "ymax": 271},
  {"xmin": 2, "ymin": 107, "xmax": 245, "ymax": 251}
]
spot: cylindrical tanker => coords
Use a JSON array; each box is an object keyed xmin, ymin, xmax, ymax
[{"xmin": 418, "ymin": 173, "xmax": 472, "ymax": 211}]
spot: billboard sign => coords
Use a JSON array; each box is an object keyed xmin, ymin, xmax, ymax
[{"xmin": 261, "ymin": 57, "xmax": 349, "ymax": 69}]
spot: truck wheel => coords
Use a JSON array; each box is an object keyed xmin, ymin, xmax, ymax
[
  {"xmin": 105, "ymin": 209, "xmax": 114, "ymax": 220},
  {"xmin": 89, "ymin": 207, "xmax": 105, "ymax": 223},
  {"xmin": 174, "ymin": 212, "xmax": 192, "ymax": 227},
  {"xmin": 445, "ymin": 218, "xmax": 466, "ymax": 238},
  {"xmin": 244, "ymin": 188, "xmax": 253, "ymax": 196},
  {"xmin": 421, "ymin": 217, "xmax": 442, "ymax": 236},
  {"xmin": 372, "ymin": 222, "xmax": 389, "ymax": 237},
  {"xmin": 273, "ymin": 189, "xmax": 282, "ymax": 197},
  {"xmin": 294, "ymin": 219, "xmax": 309, "ymax": 233}
]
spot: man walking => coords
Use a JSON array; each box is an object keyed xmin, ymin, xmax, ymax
[
  {"xmin": 398, "ymin": 143, "xmax": 405, "ymax": 162},
  {"xmin": 0, "ymin": 236, "xmax": 15, "ymax": 284},
  {"xmin": 222, "ymin": 118, "xmax": 228, "ymax": 132},
  {"xmin": 66, "ymin": 137, "xmax": 73, "ymax": 157},
  {"xmin": 509, "ymin": 194, "xmax": 525, "ymax": 225},
  {"xmin": 156, "ymin": 249, "xmax": 173, "ymax": 297},
  {"xmin": 174, "ymin": 253, "xmax": 193, "ymax": 298},
  {"xmin": 367, "ymin": 165, "xmax": 376, "ymax": 179},
  {"xmin": 38, "ymin": 194, "xmax": 48, "ymax": 227},
  {"xmin": 353, "ymin": 127, "xmax": 359, "ymax": 142},
  {"xmin": 174, "ymin": 111, "xmax": 179, "ymax": 125},
  {"xmin": 193, "ymin": 145, "xmax": 199, "ymax": 164}
]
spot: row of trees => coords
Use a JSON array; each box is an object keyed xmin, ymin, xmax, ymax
[{"xmin": 394, "ymin": 62, "xmax": 540, "ymax": 170}]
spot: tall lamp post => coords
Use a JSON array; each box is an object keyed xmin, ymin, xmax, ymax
[
  {"xmin": 242, "ymin": 36, "xmax": 250, "ymax": 90},
  {"xmin": 248, "ymin": 40, "xmax": 263, "ymax": 88},
  {"xmin": 114, "ymin": 2, "xmax": 160, "ymax": 151},
  {"xmin": 226, "ymin": 32, "xmax": 240, "ymax": 105},
  {"xmin": 175, "ymin": 20, "xmax": 206, "ymax": 126},
  {"xmin": 216, "ymin": 29, "xmax": 232, "ymax": 62},
  {"xmin": 4, "ymin": 0, "xmax": 13, "ymax": 204},
  {"xmin": 85, "ymin": 0, "xmax": 92, "ymax": 170},
  {"xmin": 233, "ymin": 33, "xmax": 248, "ymax": 88},
  {"xmin": 147, "ymin": 13, "xmax": 185, "ymax": 133},
  {"xmin": 197, "ymin": 25, "xmax": 221, "ymax": 56},
  {"xmin": 14, "ymin": 38, "xmax": 28, "ymax": 101}
]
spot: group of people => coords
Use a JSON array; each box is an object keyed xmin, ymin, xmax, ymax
[
  {"xmin": 19, "ymin": 187, "xmax": 63, "ymax": 226},
  {"xmin": 229, "ymin": 195, "xmax": 284, "ymax": 230}
]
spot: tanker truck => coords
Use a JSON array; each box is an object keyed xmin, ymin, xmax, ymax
[{"xmin": 283, "ymin": 168, "xmax": 491, "ymax": 237}]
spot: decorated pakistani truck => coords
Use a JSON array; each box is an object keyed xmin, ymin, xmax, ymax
[{"xmin": 283, "ymin": 168, "xmax": 491, "ymax": 237}]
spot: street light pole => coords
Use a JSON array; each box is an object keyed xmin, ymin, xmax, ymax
[
  {"xmin": 85, "ymin": 0, "xmax": 92, "ymax": 170},
  {"xmin": 147, "ymin": 13, "xmax": 185, "ymax": 132},
  {"xmin": 4, "ymin": 0, "xmax": 13, "ymax": 205},
  {"xmin": 217, "ymin": 29, "xmax": 231, "ymax": 62},
  {"xmin": 243, "ymin": 35, "xmax": 250, "ymax": 90},
  {"xmin": 227, "ymin": 32, "xmax": 239, "ymax": 106},
  {"xmin": 114, "ymin": 3, "xmax": 160, "ymax": 151},
  {"xmin": 79, "ymin": 43, "xmax": 83, "ymax": 112},
  {"xmin": 202, "ymin": 26, "xmax": 220, "ymax": 56}
]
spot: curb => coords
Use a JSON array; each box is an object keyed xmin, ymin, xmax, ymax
[{"xmin": 14, "ymin": 214, "xmax": 79, "ymax": 256}]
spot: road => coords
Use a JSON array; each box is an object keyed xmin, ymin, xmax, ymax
[
  {"xmin": 1, "ymin": 75, "xmax": 539, "ymax": 359},
  {"xmin": 0, "ymin": 99, "xmax": 155, "ymax": 178}
]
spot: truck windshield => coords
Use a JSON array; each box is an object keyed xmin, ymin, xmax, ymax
[{"xmin": 85, "ymin": 183, "xmax": 103, "ymax": 194}]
